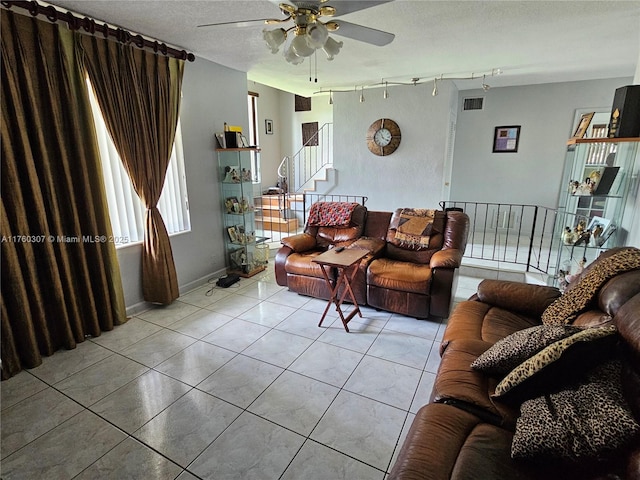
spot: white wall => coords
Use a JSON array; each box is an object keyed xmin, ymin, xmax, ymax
[
  {"xmin": 118, "ymin": 67, "xmax": 639, "ymax": 310},
  {"xmin": 451, "ymin": 77, "xmax": 632, "ymax": 208},
  {"xmin": 247, "ymin": 81, "xmax": 283, "ymax": 189},
  {"xmin": 279, "ymin": 92, "xmax": 334, "ymax": 185},
  {"xmin": 119, "ymin": 57, "xmax": 249, "ymax": 310},
  {"xmin": 244, "ymin": 85, "xmax": 334, "ymax": 191},
  {"xmin": 331, "ymin": 81, "xmax": 457, "ymax": 211}
]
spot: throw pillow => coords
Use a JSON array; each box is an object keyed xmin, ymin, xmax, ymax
[
  {"xmin": 542, "ymin": 248, "xmax": 640, "ymax": 325},
  {"xmin": 471, "ymin": 325, "xmax": 583, "ymax": 376},
  {"xmin": 493, "ymin": 325, "xmax": 618, "ymax": 398},
  {"xmin": 511, "ymin": 359, "xmax": 640, "ymax": 460}
]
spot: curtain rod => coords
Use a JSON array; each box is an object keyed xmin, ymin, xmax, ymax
[{"xmin": 1, "ymin": 0, "xmax": 196, "ymax": 62}]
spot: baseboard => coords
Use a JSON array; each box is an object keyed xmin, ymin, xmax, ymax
[
  {"xmin": 179, "ymin": 267, "xmax": 227, "ymax": 295},
  {"xmin": 125, "ymin": 301, "xmax": 154, "ymax": 317},
  {"xmin": 124, "ymin": 267, "xmax": 227, "ymax": 317}
]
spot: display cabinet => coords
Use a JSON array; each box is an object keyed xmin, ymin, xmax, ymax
[
  {"xmin": 217, "ymin": 148, "xmax": 266, "ymax": 277},
  {"xmin": 553, "ymin": 137, "xmax": 638, "ymax": 280}
]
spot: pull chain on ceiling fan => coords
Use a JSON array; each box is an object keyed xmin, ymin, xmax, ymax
[{"xmin": 198, "ymin": 0, "xmax": 395, "ymax": 65}]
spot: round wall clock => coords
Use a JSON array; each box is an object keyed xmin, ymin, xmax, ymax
[{"xmin": 366, "ymin": 118, "xmax": 401, "ymax": 156}]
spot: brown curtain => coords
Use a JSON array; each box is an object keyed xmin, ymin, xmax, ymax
[
  {"xmin": 78, "ymin": 35, "xmax": 184, "ymax": 305},
  {"xmin": 1, "ymin": 11, "xmax": 127, "ymax": 379}
]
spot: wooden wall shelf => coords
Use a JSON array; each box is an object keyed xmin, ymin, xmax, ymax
[{"xmin": 567, "ymin": 137, "xmax": 640, "ymax": 146}]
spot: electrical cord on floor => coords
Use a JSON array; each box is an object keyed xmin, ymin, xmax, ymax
[{"xmin": 205, "ymin": 275, "xmax": 241, "ymax": 296}]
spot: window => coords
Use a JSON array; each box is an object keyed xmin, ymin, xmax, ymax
[
  {"xmin": 87, "ymin": 79, "xmax": 191, "ymax": 247},
  {"xmin": 247, "ymin": 91, "xmax": 260, "ymax": 183}
]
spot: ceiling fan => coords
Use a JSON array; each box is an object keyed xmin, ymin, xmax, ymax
[{"xmin": 197, "ymin": 0, "xmax": 395, "ymax": 65}]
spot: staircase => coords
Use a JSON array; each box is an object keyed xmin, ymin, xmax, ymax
[
  {"xmin": 255, "ymin": 194, "xmax": 301, "ymax": 233},
  {"xmin": 255, "ymin": 123, "xmax": 336, "ymax": 240}
]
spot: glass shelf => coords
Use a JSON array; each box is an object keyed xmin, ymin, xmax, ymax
[
  {"xmin": 218, "ymin": 149, "xmax": 265, "ymax": 277},
  {"xmin": 552, "ymin": 138, "xmax": 638, "ymax": 284}
]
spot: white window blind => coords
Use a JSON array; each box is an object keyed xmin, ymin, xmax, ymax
[{"xmin": 87, "ymin": 79, "xmax": 191, "ymax": 246}]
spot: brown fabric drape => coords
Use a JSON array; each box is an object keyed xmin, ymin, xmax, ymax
[
  {"xmin": 78, "ymin": 35, "xmax": 184, "ymax": 305},
  {"xmin": 1, "ymin": 11, "xmax": 127, "ymax": 379}
]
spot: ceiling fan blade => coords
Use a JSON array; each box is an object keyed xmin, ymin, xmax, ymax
[
  {"xmin": 197, "ymin": 18, "xmax": 274, "ymax": 28},
  {"xmin": 328, "ymin": 0, "xmax": 395, "ymax": 17},
  {"xmin": 331, "ymin": 20, "xmax": 395, "ymax": 46}
]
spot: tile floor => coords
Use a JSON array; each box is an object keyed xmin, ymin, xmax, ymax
[{"xmin": 1, "ymin": 268, "xmax": 482, "ymax": 480}]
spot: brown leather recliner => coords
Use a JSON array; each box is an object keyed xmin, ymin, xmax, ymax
[
  {"xmin": 366, "ymin": 209, "xmax": 469, "ymax": 319},
  {"xmin": 274, "ymin": 204, "xmax": 368, "ymax": 303}
]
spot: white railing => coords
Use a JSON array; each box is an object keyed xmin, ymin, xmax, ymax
[{"xmin": 289, "ymin": 123, "xmax": 333, "ymax": 192}]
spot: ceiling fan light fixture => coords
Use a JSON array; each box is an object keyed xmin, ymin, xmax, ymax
[
  {"xmin": 318, "ymin": 6, "xmax": 336, "ymax": 17},
  {"xmin": 263, "ymin": 28, "xmax": 287, "ymax": 53},
  {"xmin": 329, "ymin": 89, "xmax": 333, "ymax": 105},
  {"xmin": 383, "ymin": 81, "xmax": 389, "ymax": 99},
  {"xmin": 290, "ymin": 31, "xmax": 315, "ymax": 57},
  {"xmin": 306, "ymin": 22, "xmax": 328, "ymax": 48},
  {"xmin": 322, "ymin": 36, "xmax": 343, "ymax": 60},
  {"xmin": 284, "ymin": 44, "xmax": 305, "ymax": 64},
  {"xmin": 432, "ymin": 78, "xmax": 438, "ymax": 97}
]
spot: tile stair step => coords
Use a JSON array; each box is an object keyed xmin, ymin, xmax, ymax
[
  {"xmin": 257, "ymin": 196, "xmax": 285, "ymax": 208},
  {"xmin": 256, "ymin": 218, "xmax": 299, "ymax": 232},
  {"xmin": 258, "ymin": 207, "xmax": 290, "ymax": 219},
  {"xmin": 257, "ymin": 195, "xmax": 304, "ymax": 208}
]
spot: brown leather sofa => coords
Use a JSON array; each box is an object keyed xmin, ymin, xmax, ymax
[
  {"xmin": 389, "ymin": 247, "xmax": 640, "ymax": 480},
  {"xmin": 274, "ymin": 205, "xmax": 469, "ymax": 319}
]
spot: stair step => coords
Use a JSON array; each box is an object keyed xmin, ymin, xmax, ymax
[
  {"xmin": 259, "ymin": 208, "xmax": 288, "ymax": 219},
  {"xmin": 256, "ymin": 218, "xmax": 299, "ymax": 232},
  {"xmin": 257, "ymin": 196, "xmax": 285, "ymax": 208},
  {"xmin": 259, "ymin": 204, "xmax": 286, "ymax": 211},
  {"xmin": 256, "ymin": 195, "xmax": 304, "ymax": 208}
]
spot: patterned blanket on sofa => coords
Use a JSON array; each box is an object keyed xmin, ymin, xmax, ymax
[
  {"xmin": 307, "ymin": 202, "xmax": 359, "ymax": 227},
  {"xmin": 389, "ymin": 208, "xmax": 437, "ymax": 249}
]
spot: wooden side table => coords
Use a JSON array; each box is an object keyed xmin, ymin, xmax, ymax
[{"xmin": 313, "ymin": 248, "xmax": 369, "ymax": 332}]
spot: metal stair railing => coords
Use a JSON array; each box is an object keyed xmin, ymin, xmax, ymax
[
  {"xmin": 440, "ymin": 200, "xmax": 558, "ymax": 274},
  {"xmin": 290, "ymin": 122, "xmax": 333, "ymax": 192}
]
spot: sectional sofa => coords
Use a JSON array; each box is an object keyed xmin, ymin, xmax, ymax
[{"xmin": 389, "ymin": 246, "xmax": 640, "ymax": 479}]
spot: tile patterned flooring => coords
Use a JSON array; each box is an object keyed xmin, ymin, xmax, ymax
[{"xmin": 1, "ymin": 269, "xmax": 482, "ymax": 480}]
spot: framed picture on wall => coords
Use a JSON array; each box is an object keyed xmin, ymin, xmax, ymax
[{"xmin": 492, "ymin": 125, "xmax": 521, "ymax": 153}]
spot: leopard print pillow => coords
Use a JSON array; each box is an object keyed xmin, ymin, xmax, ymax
[
  {"xmin": 493, "ymin": 325, "xmax": 617, "ymax": 397},
  {"xmin": 511, "ymin": 359, "xmax": 639, "ymax": 460},
  {"xmin": 542, "ymin": 248, "xmax": 640, "ymax": 325},
  {"xmin": 471, "ymin": 325, "xmax": 583, "ymax": 376}
]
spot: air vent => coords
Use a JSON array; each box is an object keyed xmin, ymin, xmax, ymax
[{"xmin": 463, "ymin": 97, "xmax": 484, "ymax": 111}]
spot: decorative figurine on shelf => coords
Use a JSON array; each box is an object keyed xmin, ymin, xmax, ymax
[
  {"xmin": 562, "ymin": 226, "xmax": 574, "ymax": 245},
  {"xmin": 573, "ymin": 229, "xmax": 591, "ymax": 247},
  {"xmin": 565, "ymin": 257, "xmax": 587, "ymax": 285},
  {"xmin": 591, "ymin": 223, "xmax": 604, "ymax": 246},
  {"xmin": 574, "ymin": 178, "xmax": 594, "ymax": 196},
  {"xmin": 556, "ymin": 269, "xmax": 569, "ymax": 293},
  {"xmin": 240, "ymin": 251, "xmax": 249, "ymax": 274},
  {"xmin": 223, "ymin": 166, "xmax": 241, "ymax": 183},
  {"xmin": 569, "ymin": 180, "xmax": 580, "ymax": 195}
]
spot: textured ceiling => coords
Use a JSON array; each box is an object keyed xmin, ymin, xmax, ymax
[{"xmin": 45, "ymin": 0, "xmax": 640, "ymax": 96}]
